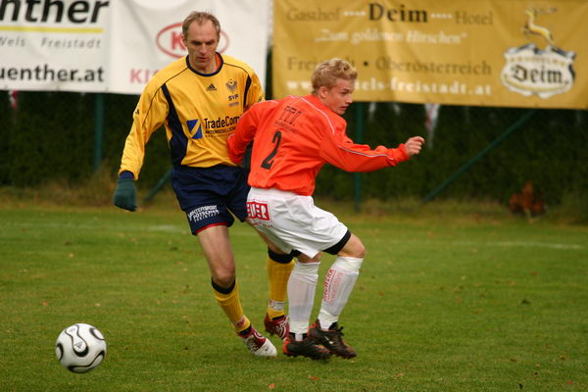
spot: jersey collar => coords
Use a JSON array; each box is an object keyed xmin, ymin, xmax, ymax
[{"xmin": 185, "ymin": 53, "xmax": 223, "ymax": 77}]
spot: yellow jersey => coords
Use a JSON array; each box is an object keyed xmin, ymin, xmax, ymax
[{"xmin": 119, "ymin": 54, "xmax": 264, "ymax": 179}]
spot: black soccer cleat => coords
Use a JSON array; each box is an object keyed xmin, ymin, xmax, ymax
[
  {"xmin": 308, "ymin": 320, "xmax": 357, "ymax": 359},
  {"xmin": 282, "ymin": 333, "xmax": 331, "ymax": 360}
]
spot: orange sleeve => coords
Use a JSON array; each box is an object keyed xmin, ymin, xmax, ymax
[
  {"xmin": 227, "ymin": 104, "xmax": 261, "ymax": 164},
  {"xmin": 319, "ymin": 129, "xmax": 410, "ymax": 172},
  {"xmin": 229, "ymin": 100, "xmax": 281, "ymax": 164}
]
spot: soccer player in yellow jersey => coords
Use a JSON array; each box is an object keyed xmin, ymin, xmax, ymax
[{"xmin": 113, "ymin": 11, "xmax": 293, "ymax": 357}]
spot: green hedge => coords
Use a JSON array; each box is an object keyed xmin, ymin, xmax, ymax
[
  {"xmin": 318, "ymin": 103, "xmax": 587, "ymax": 205},
  {"xmin": 1, "ymin": 90, "xmax": 586, "ymax": 206},
  {"xmin": 0, "ymin": 91, "xmax": 170, "ymax": 188}
]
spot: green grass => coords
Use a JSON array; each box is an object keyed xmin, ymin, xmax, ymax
[{"xmin": 1, "ymin": 194, "xmax": 587, "ymax": 391}]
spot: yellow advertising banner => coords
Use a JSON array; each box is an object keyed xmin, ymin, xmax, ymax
[{"xmin": 273, "ymin": 0, "xmax": 588, "ymax": 109}]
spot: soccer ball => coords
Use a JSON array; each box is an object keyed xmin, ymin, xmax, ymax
[{"xmin": 55, "ymin": 323, "xmax": 107, "ymax": 373}]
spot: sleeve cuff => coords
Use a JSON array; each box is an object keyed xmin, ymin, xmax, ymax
[
  {"xmin": 119, "ymin": 171, "xmax": 135, "ymax": 180},
  {"xmin": 388, "ymin": 144, "xmax": 410, "ymax": 165}
]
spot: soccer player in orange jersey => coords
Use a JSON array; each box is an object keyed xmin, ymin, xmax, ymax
[{"xmin": 228, "ymin": 58, "xmax": 425, "ymax": 359}]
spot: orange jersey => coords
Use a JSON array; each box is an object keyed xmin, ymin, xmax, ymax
[{"xmin": 228, "ymin": 94, "xmax": 410, "ymax": 196}]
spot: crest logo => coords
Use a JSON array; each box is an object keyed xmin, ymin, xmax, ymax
[
  {"xmin": 501, "ymin": 8, "xmax": 575, "ymax": 99},
  {"xmin": 226, "ymin": 79, "xmax": 238, "ymax": 92}
]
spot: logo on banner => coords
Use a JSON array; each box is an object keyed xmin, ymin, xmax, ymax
[
  {"xmin": 156, "ymin": 23, "xmax": 229, "ymax": 59},
  {"xmin": 501, "ymin": 8, "xmax": 576, "ymax": 99}
]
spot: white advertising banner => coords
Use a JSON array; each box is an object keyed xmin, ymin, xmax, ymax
[{"xmin": 0, "ymin": 0, "xmax": 269, "ymax": 94}]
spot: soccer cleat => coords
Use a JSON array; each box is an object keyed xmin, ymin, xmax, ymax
[
  {"xmin": 308, "ymin": 320, "xmax": 357, "ymax": 359},
  {"xmin": 282, "ymin": 333, "xmax": 332, "ymax": 360},
  {"xmin": 239, "ymin": 326, "xmax": 277, "ymax": 357},
  {"xmin": 264, "ymin": 314, "xmax": 289, "ymax": 340}
]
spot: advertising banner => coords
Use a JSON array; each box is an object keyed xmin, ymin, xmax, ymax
[
  {"xmin": 273, "ymin": 0, "xmax": 588, "ymax": 109},
  {"xmin": 0, "ymin": 0, "xmax": 269, "ymax": 94}
]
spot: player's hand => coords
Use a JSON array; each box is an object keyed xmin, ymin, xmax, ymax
[
  {"xmin": 113, "ymin": 178, "xmax": 137, "ymax": 211},
  {"xmin": 404, "ymin": 136, "xmax": 425, "ymax": 157}
]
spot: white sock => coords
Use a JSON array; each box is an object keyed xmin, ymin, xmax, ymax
[
  {"xmin": 318, "ymin": 257, "xmax": 363, "ymax": 330},
  {"xmin": 288, "ymin": 261, "xmax": 320, "ymax": 339}
]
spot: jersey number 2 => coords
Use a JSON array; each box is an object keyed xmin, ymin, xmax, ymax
[{"xmin": 261, "ymin": 131, "xmax": 282, "ymax": 169}]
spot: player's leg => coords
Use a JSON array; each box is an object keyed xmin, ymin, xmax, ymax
[
  {"xmin": 246, "ymin": 188, "xmax": 334, "ymax": 359},
  {"xmin": 282, "ymin": 253, "xmax": 332, "ymax": 360},
  {"xmin": 310, "ymin": 233, "xmax": 365, "ymax": 359},
  {"xmin": 265, "ymin": 248, "xmax": 293, "ymax": 339},
  {"xmin": 198, "ymin": 225, "xmax": 276, "ymax": 357},
  {"xmin": 286, "ymin": 253, "xmax": 320, "ymax": 341},
  {"xmin": 318, "ymin": 233, "xmax": 365, "ymax": 329},
  {"xmin": 173, "ymin": 166, "xmax": 276, "ymax": 357},
  {"xmin": 197, "ymin": 224, "xmax": 242, "ymax": 327},
  {"xmin": 252, "ymin": 228, "xmax": 294, "ymax": 339}
]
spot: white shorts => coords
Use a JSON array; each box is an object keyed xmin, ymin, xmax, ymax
[{"xmin": 247, "ymin": 187, "xmax": 350, "ymax": 258}]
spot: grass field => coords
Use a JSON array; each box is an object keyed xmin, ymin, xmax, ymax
[{"xmin": 1, "ymin": 193, "xmax": 587, "ymax": 391}]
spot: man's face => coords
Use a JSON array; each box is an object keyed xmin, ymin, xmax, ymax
[
  {"xmin": 183, "ymin": 20, "xmax": 219, "ymax": 73},
  {"xmin": 318, "ymin": 78, "xmax": 354, "ymax": 115}
]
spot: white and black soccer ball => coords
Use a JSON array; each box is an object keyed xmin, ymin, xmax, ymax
[{"xmin": 55, "ymin": 323, "xmax": 107, "ymax": 373}]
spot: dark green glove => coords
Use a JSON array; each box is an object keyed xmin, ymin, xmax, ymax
[{"xmin": 113, "ymin": 177, "xmax": 137, "ymax": 211}]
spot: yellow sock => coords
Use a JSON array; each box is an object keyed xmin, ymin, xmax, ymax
[
  {"xmin": 266, "ymin": 256, "xmax": 295, "ymax": 319},
  {"xmin": 212, "ymin": 280, "xmax": 251, "ymax": 334}
]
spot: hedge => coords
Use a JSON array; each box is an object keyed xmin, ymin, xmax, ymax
[{"xmin": 1, "ymin": 90, "xmax": 586, "ymax": 206}]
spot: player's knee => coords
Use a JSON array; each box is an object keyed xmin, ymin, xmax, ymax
[
  {"xmin": 211, "ymin": 268, "xmax": 236, "ymax": 288},
  {"xmin": 339, "ymin": 235, "xmax": 366, "ymax": 258},
  {"xmin": 352, "ymin": 242, "xmax": 366, "ymax": 258}
]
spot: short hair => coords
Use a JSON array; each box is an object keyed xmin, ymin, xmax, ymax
[
  {"xmin": 182, "ymin": 11, "xmax": 221, "ymax": 39},
  {"xmin": 311, "ymin": 58, "xmax": 357, "ymax": 94}
]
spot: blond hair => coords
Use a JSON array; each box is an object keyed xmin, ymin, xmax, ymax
[
  {"xmin": 182, "ymin": 11, "xmax": 221, "ymax": 39},
  {"xmin": 311, "ymin": 58, "xmax": 357, "ymax": 94}
]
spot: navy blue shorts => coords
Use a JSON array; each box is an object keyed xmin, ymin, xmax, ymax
[{"xmin": 171, "ymin": 165, "xmax": 249, "ymax": 235}]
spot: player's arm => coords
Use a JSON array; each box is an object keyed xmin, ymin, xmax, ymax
[
  {"xmin": 227, "ymin": 106, "xmax": 260, "ymax": 164},
  {"xmin": 320, "ymin": 128, "xmax": 424, "ymax": 172},
  {"xmin": 118, "ymin": 87, "xmax": 167, "ymax": 179},
  {"xmin": 114, "ymin": 86, "xmax": 168, "ymax": 211},
  {"xmin": 228, "ymin": 100, "xmax": 279, "ymax": 164}
]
